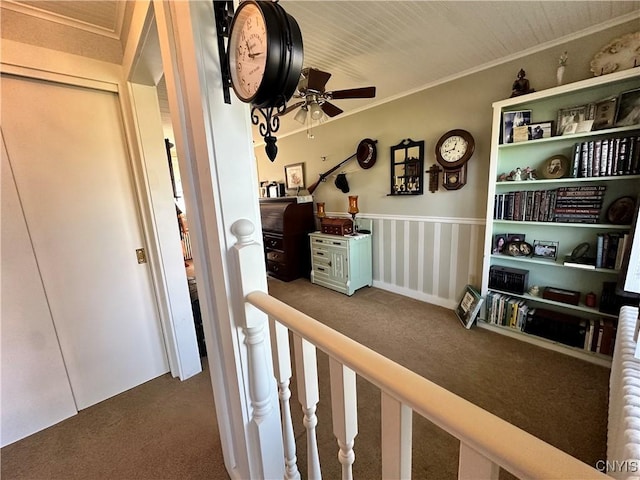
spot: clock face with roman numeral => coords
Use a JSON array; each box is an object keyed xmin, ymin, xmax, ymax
[{"xmin": 435, "ymin": 129, "xmax": 475, "ymax": 169}]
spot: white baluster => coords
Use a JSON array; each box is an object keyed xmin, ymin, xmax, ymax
[
  {"xmin": 293, "ymin": 333, "xmax": 322, "ymax": 480},
  {"xmin": 329, "ymin": 358, "xmax": 358, "ymax": 480},
  {"xmin": 231, "ymin": 220, "xmax": 284, "ymax": 479},
  {"xmin": 270, "ymin": 319, "xmax": 300, "ymax": 480},
  {"xmin": 381, "ymin": 392, "xmax": 412, "ymax": 479},
  {"xmin": 458, "ymin": 442, "xmax": 499, "ymax": 480}
]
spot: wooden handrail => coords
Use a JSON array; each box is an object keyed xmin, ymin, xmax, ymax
[{"xmin": 247, "ymin": 290, "xmax": 608, "ymax": 480}]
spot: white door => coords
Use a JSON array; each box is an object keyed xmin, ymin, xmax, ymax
[{"xmin": 1, "ymin": 74, "xmax": 169, "ymax": 409}]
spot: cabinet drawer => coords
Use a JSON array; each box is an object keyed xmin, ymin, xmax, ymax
[
  {"xmin": 267, "ymin": 251, "xmax": 287, "ymax": 264},
  {"xmin": 267, "ymin": 260, "xmax": 286, "ymax": 275},
  {"xmin": 263, "ymin": 234, "xmax": 283, "ymax": 251},
  {"xmin": 311, "ymin": 236, "xmax": 347, "ymax": 248}
]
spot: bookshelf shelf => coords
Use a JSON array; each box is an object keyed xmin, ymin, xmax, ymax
[
  {"xmin": 476, "ymin": 320, "xmax": 612, "ymax": 367},
  {"xmin": 493, "ymin": 220, "xmax": 631, "ymax": 229},
  {"xmin": 481, "ymin": 68, "xmax": 640, "ymax": 361},
  {"xmin": 487, "ymin": 288, "xmax": 619, "ymax": 319},
  {"xmin": 489, "ymin": 254, "xmax": 620, "ymax": 274},
  {"xmin": 498, "ymin": 125, "xmax": 640, "ymax": 150},
  {"xmin": 496, "ymin": 174, "xmax": 640, "ymax": 187}
]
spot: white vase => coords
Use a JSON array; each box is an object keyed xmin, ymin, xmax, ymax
[{"xmin": 556, "ymin": 65, "xmax": 565, "ymax": 86}]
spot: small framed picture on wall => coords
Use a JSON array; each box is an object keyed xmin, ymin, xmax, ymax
[{"xmin": 284, "ymin": 162, "xmax": 305, "ymax": 190}]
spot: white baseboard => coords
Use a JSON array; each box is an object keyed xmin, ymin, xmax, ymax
[{"xmin": 372, "ymin": 280, "xmax": 458, "ymax": 310}]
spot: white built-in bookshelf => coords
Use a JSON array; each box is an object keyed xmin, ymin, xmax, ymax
[{"xmin": 480, "ymin": 68, "xmax": 640, "ymax": 367}]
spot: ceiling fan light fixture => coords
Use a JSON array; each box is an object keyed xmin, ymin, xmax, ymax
[
  {"xmin": 294, "ymin": 106, "xmax": 308, "ymax": 124},
  {"xmin": 309, "ymin": 102, "xmax": 324, "ymax": 120}
]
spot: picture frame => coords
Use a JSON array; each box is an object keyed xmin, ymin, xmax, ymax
[
  {"xmin": 592, "ymin": 96, "xmax": 618, "ymax": 130},
  {"xmin": 492, "ymin": 234, "xmax": 507, "ymax": 254},
  {"xmin": 539, "ymin": 154, "xmax": 569, "ymax": 179},
  {"xmin": 556, "ymin": 104, "xmax": 595, "ymax": 135},
  {"xmin": 528, "ymin": 121, "xmax": 554, "ymax": 140},
  {"xmin": 284, "ymin": 162, "xmax": 305, "ymax": 190},
  {"xmin": 533, "ymin": 240, "xmax": 559, "ymax": 260},
  {"xmin": 455, "ymin": 285, "xmax": 484, "ymax": 329},
  {"xmin": 615, "ymin": 87, "xmax": 640, "ymax": 127},
  {"xmin": 502, "ymin": 110, "xmax": 531, "ymax": 144},
  {"xmin": 504, "ymin": 241, "xmax": 533, "ymax": 257},
  {"xmin": 506, "ymin": 233, "xmax": 526, "ymax": 242}
]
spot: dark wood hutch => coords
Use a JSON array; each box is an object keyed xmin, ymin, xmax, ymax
[{"xmin": 259, "ymin": 198, "xmax": 315, "ymax": 281}]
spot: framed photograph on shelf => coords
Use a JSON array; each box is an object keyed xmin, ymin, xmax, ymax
[
  {"xmin": 284, "ymin": 162, "xmax": 305, "ymax": 190},
  {"xmin": 506, "ymin": 233, "xmax": 526, "ymax": 242},
  {"xmin": 455, "ymin": 285, "xmax": 484, "ymax": 329},
  {"xmin": 502, "ymin": 110, "xmax": 531, "ymax": 144},
  {"xmin": 533, "ymin": 240, "xmax": 559, "ymax": 260},
  {"xmin": 492, "ymin": 234, "xmax": 506, "ymax": 254},
  {"xmin": 528, "ymin": 121, "xmax": 554, "ymax": 140},
  {"xmin": 615, "ymin": 87, "xmax": 640, "ymax": 127},
  {"xmin": 539, "ymin": 154, "xmax": 569, "ymax": 179},
  {"xmin": 593, "ymin": 96, "xmax": 618, "ymax": 130},
  {"xmin": 556, "ymin": 104, "xmax": 594, "ymax": 135}
]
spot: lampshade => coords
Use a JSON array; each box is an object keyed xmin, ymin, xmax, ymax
[
  {"xmin": 316, "ymin": 202, "xmax": 326, "ymax": 218},
  {"xmin": 348, "ymin": 196, "xmax": 359, "ymax": 214},
  {"xmin": 309, "ymin": 102, "xmax": 323, "ymax": 120},
  {"xmin": 294, "ymin": 106, "xmax": 307, "ymax": 124}
]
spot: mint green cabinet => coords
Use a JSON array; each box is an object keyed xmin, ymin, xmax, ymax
[{"xmin": 309, "ymin": 232, "xmax": 372, "ymax": 296}]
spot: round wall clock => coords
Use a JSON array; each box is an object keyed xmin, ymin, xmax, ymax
[
  {"xmin": 228, "ymin": 1, "xmax": 304, "ymax": 108},
  {"xmin": 435, "ymin": 129, "xmax": 475, "ymax": 169}
]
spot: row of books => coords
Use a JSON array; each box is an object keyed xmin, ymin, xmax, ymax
[
  {"xmin": 570, "ymin": 135, "xmax": 640, "ymax": 178},
  {"xmin": 485, "ymin": 291, "xmax": 617, "ymax": 355},
  {"xmin": 562, "ymin": 232, "xmax": 631, "ymax": 270},
  {"xmin": 583, "ymin": 318, "xmax": 617, "ymax": 356},
  {"xmin": 494, "ymin": 185, "xmax": 606, "ymax": 223},
  {"xmin": 596, "ymin": 232, "xmax": 632, "ymax": 270},
  {"xmin": 485, "ymin": 291, "xmax": 530, "ymax": 330}
]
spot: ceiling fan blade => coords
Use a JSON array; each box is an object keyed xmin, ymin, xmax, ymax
[
  {"xmin": 303, "ymin": 67, "xmax": 332, "ymax": 92},
  {"xmin": 329, "ymin": 86, "xmax": 376, "ymax": 100},
  {"xmin": 321, "ymin": 102, "xmax": 343, "ymax": 117},
  {"xmin": 277, "ymin": 101, "xmax": 306, "ymax": 116}
]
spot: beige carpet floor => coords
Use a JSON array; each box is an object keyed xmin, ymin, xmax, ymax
[{"xmin": 1, "ymin": 278, "xmax": 610, "ymax": 479}]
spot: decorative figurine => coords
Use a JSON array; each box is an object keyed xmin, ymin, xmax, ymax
[
  {"xmin": 528, "ymin": 285, "xmax": 540, "ymax": 297},
  {"xmin": 510, "ymin": 69, "xmax": 535, "ymax": 97},
  {"xmin": 513, "ymin": 168, "xmax": 522, "ymax": 181},
  {"xmin": 557, "ymin": 51, "xmax": 568, "ymax": 86},
  {"xmin": 524, "ymin": 166, "xmax": 537, "ymax": 180}
]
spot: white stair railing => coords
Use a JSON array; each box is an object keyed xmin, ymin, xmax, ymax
[
  {"xmin": 231, "ymin": 220, "xmax": 609, "ymax": 479},
  {"xmin": 249, "ymin": 290, "xmax": 610, "ymax": 480}
]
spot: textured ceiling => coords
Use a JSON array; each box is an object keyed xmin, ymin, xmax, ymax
[{"xmin": 4, "ymin": 1, "xmax": 640, "ymax": 140}]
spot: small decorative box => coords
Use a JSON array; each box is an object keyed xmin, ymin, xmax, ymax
[
  {"xmin": 488, "ymin": 265, "xmax": 529, "ymax": 295},
  {"xmin": 542, "ymin": 286, "xmax": 581, "ymax": 305},
  {"xmin": 321, "ymin": 217, "xmax": 353, "ymax": 236}
]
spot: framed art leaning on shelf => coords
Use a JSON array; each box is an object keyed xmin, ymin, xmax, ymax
[{"xmin": 455, "ymin": 285, "xmax": 484, "ymax": 329}]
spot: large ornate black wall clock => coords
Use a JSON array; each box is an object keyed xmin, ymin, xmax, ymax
[
  {"xmin": 224, "ymin": 0, "xmax": 304, "ymax": 161},
  {"xmin": 435, "ymin": 129, "xmax": 475, "ymax": 190}
]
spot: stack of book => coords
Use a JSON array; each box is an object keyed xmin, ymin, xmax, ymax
[
  {"xmin": 493, "ymin": 185, "xmax": 606, "ymax": 223},
  {"xmin": 583, "ymin": 318, "xmax": 617, "ymax": 356},
  {"xmin": 570, "ymin": 135, "xmax": 640, "ymax": 178},
  {"xmin": 596, "ymin": 232, "xmax": 631, "ymax": 269},
  {"xmin": 484, "ymin": 291, "xmax": 531, "ymax": 330},
  {"xmin": 523, "ymin": 308, "xmax": 586, "ymax": 348},
  {"xmin": 553, "ymin": 186, "xmax": 606, "ymax": 223}
]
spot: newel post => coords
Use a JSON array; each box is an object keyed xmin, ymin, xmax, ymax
[{"xmin": 231, "ymin": 219, "xmax": 285, "ymax": 479}]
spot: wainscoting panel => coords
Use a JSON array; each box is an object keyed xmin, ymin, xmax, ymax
[{"xmin": 366, "ymin": 214, "xmax": 485, "ymax": 309}]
